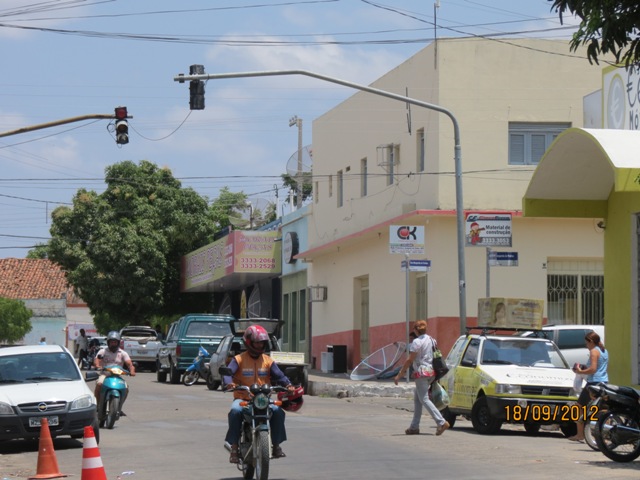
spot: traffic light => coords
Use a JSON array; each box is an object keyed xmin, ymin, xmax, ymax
[
  {"xmin": 114, "ymin": 106, "xmax": 129, "ymax": 145},
  {"xmin": 189, "ymin": 64, "xmax": 205, "ymax": 110}
]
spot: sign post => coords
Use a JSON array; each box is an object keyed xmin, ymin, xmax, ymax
[{"xmin": 390, "ymin": 225, "xmax": 425, "ymax": 383}]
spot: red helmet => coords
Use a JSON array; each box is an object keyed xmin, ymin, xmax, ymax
[
  {"xmin": 278, "ymin": 386, "xmax": 304, "ymax": 412},
  {"xmin": 243, "ymin": 325, "xmax": 269, "ymax": 357}
]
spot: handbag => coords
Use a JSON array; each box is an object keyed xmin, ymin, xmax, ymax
[
  {"xmin": 430, "ymin": 380, "xmax": 450, "ymax": 410},
  {"xmin": 432, "ymin": 340, "xmax": 449, "ymax": 381}
]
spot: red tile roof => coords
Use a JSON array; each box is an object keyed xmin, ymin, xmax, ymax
[{"xmin": 0, "ymin": 258, "xmax": 72, "ymax": 300}]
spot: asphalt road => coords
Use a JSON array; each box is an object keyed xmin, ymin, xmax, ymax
[{"xmin": 1, "ymin": 371, "xmax": 639, "ymax": 479}]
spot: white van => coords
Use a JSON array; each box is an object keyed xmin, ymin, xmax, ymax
[{"xmin": 521, "ymin": 325, "xmax": 605, "ymax": 367}]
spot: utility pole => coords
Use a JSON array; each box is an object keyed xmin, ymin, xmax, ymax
[
  {"xmin": 174, "ymin": 67, "xmax": 467, "ymax": 332},
  {"xmin": 0, "ymin": 109, "xmax": 132, "ymax": 145},
  {"xmin": 289, "ymin": 115, "xmax": 303, "ymax": 209}
]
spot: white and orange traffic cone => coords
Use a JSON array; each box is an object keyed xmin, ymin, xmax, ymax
[
  {"xmin": 28, "ymin": 417, "xmax": 67, "ymax": 479},
  {"xmin": 80, "ymin": 426, "xmax": 107, "ymax": 480}
]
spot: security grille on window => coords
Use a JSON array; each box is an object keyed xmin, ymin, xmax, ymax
[
  {"xmin": 377, "ymin": 143, "xmax": 399, "ymax": 186},
  {"xmin": 509, "ymin": 123, "xmax": 570, "ymax": 165},
  {"xmin": 547, "ymin": 272, "xmax": 604, "ymax": 325}
]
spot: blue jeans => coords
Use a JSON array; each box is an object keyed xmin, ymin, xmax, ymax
[
  {"xmin": 225, "ymin": 399, "xmax": 287, "ymax": 446},
  {"xmin": 410, "ymin": 377, "xmax": 446, "ymax": 430}
]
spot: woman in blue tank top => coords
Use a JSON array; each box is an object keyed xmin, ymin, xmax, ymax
[{"xmin": 568, "ymin": 330, "xmax": 608, "ymax": 442}]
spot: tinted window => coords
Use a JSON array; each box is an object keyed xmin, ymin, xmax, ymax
[
  {"xmin": 556, "ymin": 329, "xmax": 588, "ymax": 350},
  {"xmin": 461, "ymin": 338, "xmax": 480, "ymax": 366},
  {"xmin": 185, "ymin": 321, "xmax": 231, "ymax": 338}
]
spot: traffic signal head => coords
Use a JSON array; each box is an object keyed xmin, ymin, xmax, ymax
[
  {"xmin": 189, "ymin": 64, "xmax": 205, "ymax": 110},
  {"xmin": 114, "ymin": 106, "xmax": 129, "ymax": 145}
]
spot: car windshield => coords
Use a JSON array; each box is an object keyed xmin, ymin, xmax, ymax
[
  {"xmin": 0, "ymin": 352, "xmax": 80, "ymax": 383},
  {"xmin": 480, "ymin": 338, "xmax": 568, "ymax": 368}
]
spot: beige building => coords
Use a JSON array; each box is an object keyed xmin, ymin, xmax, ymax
[{"xmin": 299, "ymin": 38, "xmax": 607, "ymax": 370}]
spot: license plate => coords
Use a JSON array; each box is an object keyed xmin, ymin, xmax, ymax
[
  {"xmin": 135, "ymin": 350, "xmax": 152, "ymax": 356},
  {"xmin": 29, "ymin": 416, "xmax": 59, "ymax": 427}
]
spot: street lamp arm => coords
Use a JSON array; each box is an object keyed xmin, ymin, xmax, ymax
[{"xmin": 174, "ymin": 68, "xmax": 467, "ymax": 332}]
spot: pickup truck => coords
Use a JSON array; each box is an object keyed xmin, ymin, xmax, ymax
[
  {"xmin": 119, "ymin": 326, "xmax": 162, "ymax": 371},
  {"xmin": 156, "ymin": 313, "xmax": 234, "ymax": 384},
  {"xmin": 206, "ymin": 318, "xmax": 309, "ymax": 393}
]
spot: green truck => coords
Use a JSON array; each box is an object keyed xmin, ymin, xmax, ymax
[{"xmin": 156, "ymin": 313, "xmax": 234, "ymax": 384}]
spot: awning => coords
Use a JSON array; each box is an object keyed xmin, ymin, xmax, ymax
[{"xmin": 523, "ymin": 128, "xmax": 640, "ymax": 218}]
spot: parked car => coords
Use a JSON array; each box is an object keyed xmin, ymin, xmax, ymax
[
  {"xmin": 207, "ymin": 318, "xmax": 309, "ymax": 392},
  {"xmin": 0, "ymin": 344, "xmax": 100, "ymax": 445},
  {"xmin": 439, "ymin": 329, "xmax": 580, "ymax": 437},
  {"xmin": 156, "ymin": 313, "xmax": 235, "ymax": 384},
  {"xmin": 518, "ymin": 324, "xmax": 605, "ymax": 367},
  {"xmin": 119, "ymin": 325, "xmax": 162, "ymax": 371}
]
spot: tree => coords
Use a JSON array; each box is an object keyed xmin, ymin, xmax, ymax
[
  {"xmin": 0, "ymin": 297, "xmax": 33, "ymax": 343},
  {"xmin": 47, "ymin": 160, "xmax": 217, "ymax": 332},
  {"xmin": 281, "ymin": 173, "xmax": 312, "ymax": 207},
  {"xmin": 26, "ymin": 243, "xmax": 49, "ymax": 259},
  {"xmin": 549, "ymin": 0, "xmax": 640, "ymax": 65},
  {"xmin": 210, "ymin": 187, "xmax": 249, "ymax": 229}
]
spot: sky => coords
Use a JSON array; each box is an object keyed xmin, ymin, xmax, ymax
[{"xmin": 0, "ymin": 0, "xmax": 579, "ymax": 259}]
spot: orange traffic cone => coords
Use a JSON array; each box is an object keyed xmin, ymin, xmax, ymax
[
  {"xmin": 28, "ymin": 417, "xmax": 67, "ymax": 479},
  {"xmin": 80, "ymin": 426, "xmax": 107, "ymax": 480}
]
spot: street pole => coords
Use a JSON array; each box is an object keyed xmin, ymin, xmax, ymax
[
  {"xmin": 175, "ymin": 68, "xmax": 467, "ymax": 332},
  {"xmin": 288, "ymin": 116, "xmax": 303, "ymax": 209}
]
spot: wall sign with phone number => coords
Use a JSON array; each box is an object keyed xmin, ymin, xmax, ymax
[
  {"xmin": 239, "ymin": 258, "xmax": 276, "ymax": 269},
  {"xmin": 504, "ymin": 404, "xmax": 599, "ymax": 422}
]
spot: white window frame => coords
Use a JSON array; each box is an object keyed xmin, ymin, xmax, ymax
[{"xmin": 509, "ymin": 123, "xmax": 570, "ymax": 165}]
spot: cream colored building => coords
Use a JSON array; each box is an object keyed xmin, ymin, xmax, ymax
[{"xmin": 299, "ymin": 38, "xmax": 608, "ymax": 370}]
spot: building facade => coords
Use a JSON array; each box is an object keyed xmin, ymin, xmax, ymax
[{"xmin": 300, "ymin": 38, "xmax": 608, "ymax": 369}]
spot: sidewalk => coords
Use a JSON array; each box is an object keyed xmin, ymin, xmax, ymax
[{"xmin": 307, "ymin": 369, "xmax": 414, "ymax": 398}]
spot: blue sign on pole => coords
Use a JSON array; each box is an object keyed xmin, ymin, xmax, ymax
[
  {"xmin": 489, "ymin": 251, "xmax": 518, "ymax": 266},
  {"xmin": 401, "ymin": 259, "xmax": 431, "ymax": 272}
]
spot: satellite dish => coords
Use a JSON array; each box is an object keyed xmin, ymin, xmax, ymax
[
  {"xmin": 286, "ymin": 144, "xmax": 313, "ymax": 177},
  {"xmin": 350, "ymin": 342, "xmax": 406, "ymax": 381}
]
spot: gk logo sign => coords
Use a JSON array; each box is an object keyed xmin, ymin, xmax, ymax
[
  {"xmin": 396, "ymin": 225, "xmax": 418, "ymax": 241},
  {"xmin": 389, "ymin": 225, "xmax": 424, "ymax": 254}
]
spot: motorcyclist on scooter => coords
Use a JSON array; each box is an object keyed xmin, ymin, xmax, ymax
[
  {"xmin": 94, "ymin": 331, "xmax": 136, "ymax": 411},
  {"xmin": 223, "ymin": 325, "xmax": 296, "ymax": 464}
]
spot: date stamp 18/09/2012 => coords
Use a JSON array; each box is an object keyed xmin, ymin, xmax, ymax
[{"xmin": 504, "ymin": 404, "xmax": 599, "ymax": 423}]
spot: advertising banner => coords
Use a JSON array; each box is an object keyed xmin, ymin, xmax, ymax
[
  {"xmin": 465, "ymin": 213, "xmax": 512, "ymax": 247},
  {"xmin": 477, "ymin": 297, "xmax": 543, "ymax": 330}
]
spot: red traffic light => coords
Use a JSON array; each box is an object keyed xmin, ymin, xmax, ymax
[{"xmin": 114, "ymin": 106, "xmax": 128, "ymax": 120}]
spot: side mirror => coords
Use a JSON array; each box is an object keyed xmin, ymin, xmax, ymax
[
  {"xmin": 219, "ymin": 366, "xmax": 232, "ymax": 377},
  {"xmin": 85, "ymin": 371, "xmax": 99, "ymax": 382}
]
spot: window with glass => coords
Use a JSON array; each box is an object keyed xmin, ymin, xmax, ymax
[{"xmin": 509, "ymin": 123, "xmax": 570, "ymax": 165}]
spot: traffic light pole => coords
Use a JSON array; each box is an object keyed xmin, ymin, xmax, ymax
[
  {"xmin": 174, "ymin": 67, "xmax": 467, "ymax": 332},
  {"xmin": 0, "ymin": 111, "xmax": 132, "ymax": 143}
]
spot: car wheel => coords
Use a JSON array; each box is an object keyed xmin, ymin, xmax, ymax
[
  {"xmin": 471, "ymin": 396, "xmax": 502, "ymax": 434},
  {"xmin": 206, "ymin": 372, "xmax": 220, "ymax": 390},
  {"xmin": 169, "ymin": 362, "xmax": 180, "ymax": 384},
  {"xmin": 524, "ymin": 423, "xmax": 541, "ymax": 435},
  {"xmin": 156, "ymin": 360, "xmax": 167, "ymax": 382},
  {"xmin": 441, "ymin": 407, "xmax": 457, "ymax": 428}
]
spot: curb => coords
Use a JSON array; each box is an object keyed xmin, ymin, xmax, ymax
[{"xmin": 308, "ymin": 378, "xmax": 414, "ymax": 398}]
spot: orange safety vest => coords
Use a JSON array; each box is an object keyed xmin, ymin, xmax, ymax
[{"xmin": 232, "ymin": 353, "xmax": 275, "ymax": 400}]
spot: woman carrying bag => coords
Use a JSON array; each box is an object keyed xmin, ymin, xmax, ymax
[{"xmin": 394, "ymin": 320, "xmax": 450, "ymax": 436}]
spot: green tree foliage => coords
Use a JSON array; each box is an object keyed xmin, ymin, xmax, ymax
[
  {"xmin": 210, "ymin": 187, "xmax": 249, "ymax": 229},
  {"xmin": 26, "ymin": 243, "xmax": 49, "ymax": 259},
  {"xmin": 0, "ymin": 297, "xmax": 33, "ymax": 343},
  {"xmin": 549, "ymin": 0, "xmax": 640, "ymax": 65},
  {"xmin": 281, "ymin": 173, "xmax": 312, "ymax": 207},
  {"xmin": 48, "ymin": 160, "xmax": 217, "ymax": 331}
]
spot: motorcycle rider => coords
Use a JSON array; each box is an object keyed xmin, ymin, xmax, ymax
[
  {"xmin": 223, "ymin": 325, "xmax": 296, "ymax": 464},
  {"xmin": 94, "ymin": 331, "xmax": 136, "ymax": 410}
]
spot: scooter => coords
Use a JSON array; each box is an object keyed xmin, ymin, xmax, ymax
[
  {"xmin": 98, "ymin": 364, "xmax": 130, "ymax": 429},
  {"xmin": 592, "ymin": 383, "xmax": 640, "ymax": 462},
  {"xmin": 182, "ymin": 346, "xmax": 210, "ymax": 386}
]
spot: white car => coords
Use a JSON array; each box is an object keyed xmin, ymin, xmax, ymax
[
  {"xmin": 0, "ymin": 344, "xmax": 99, "ymax": 444},
  {"xmin": 519, "ymin": 324, "xmax": 605, "ymax": 367}
]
